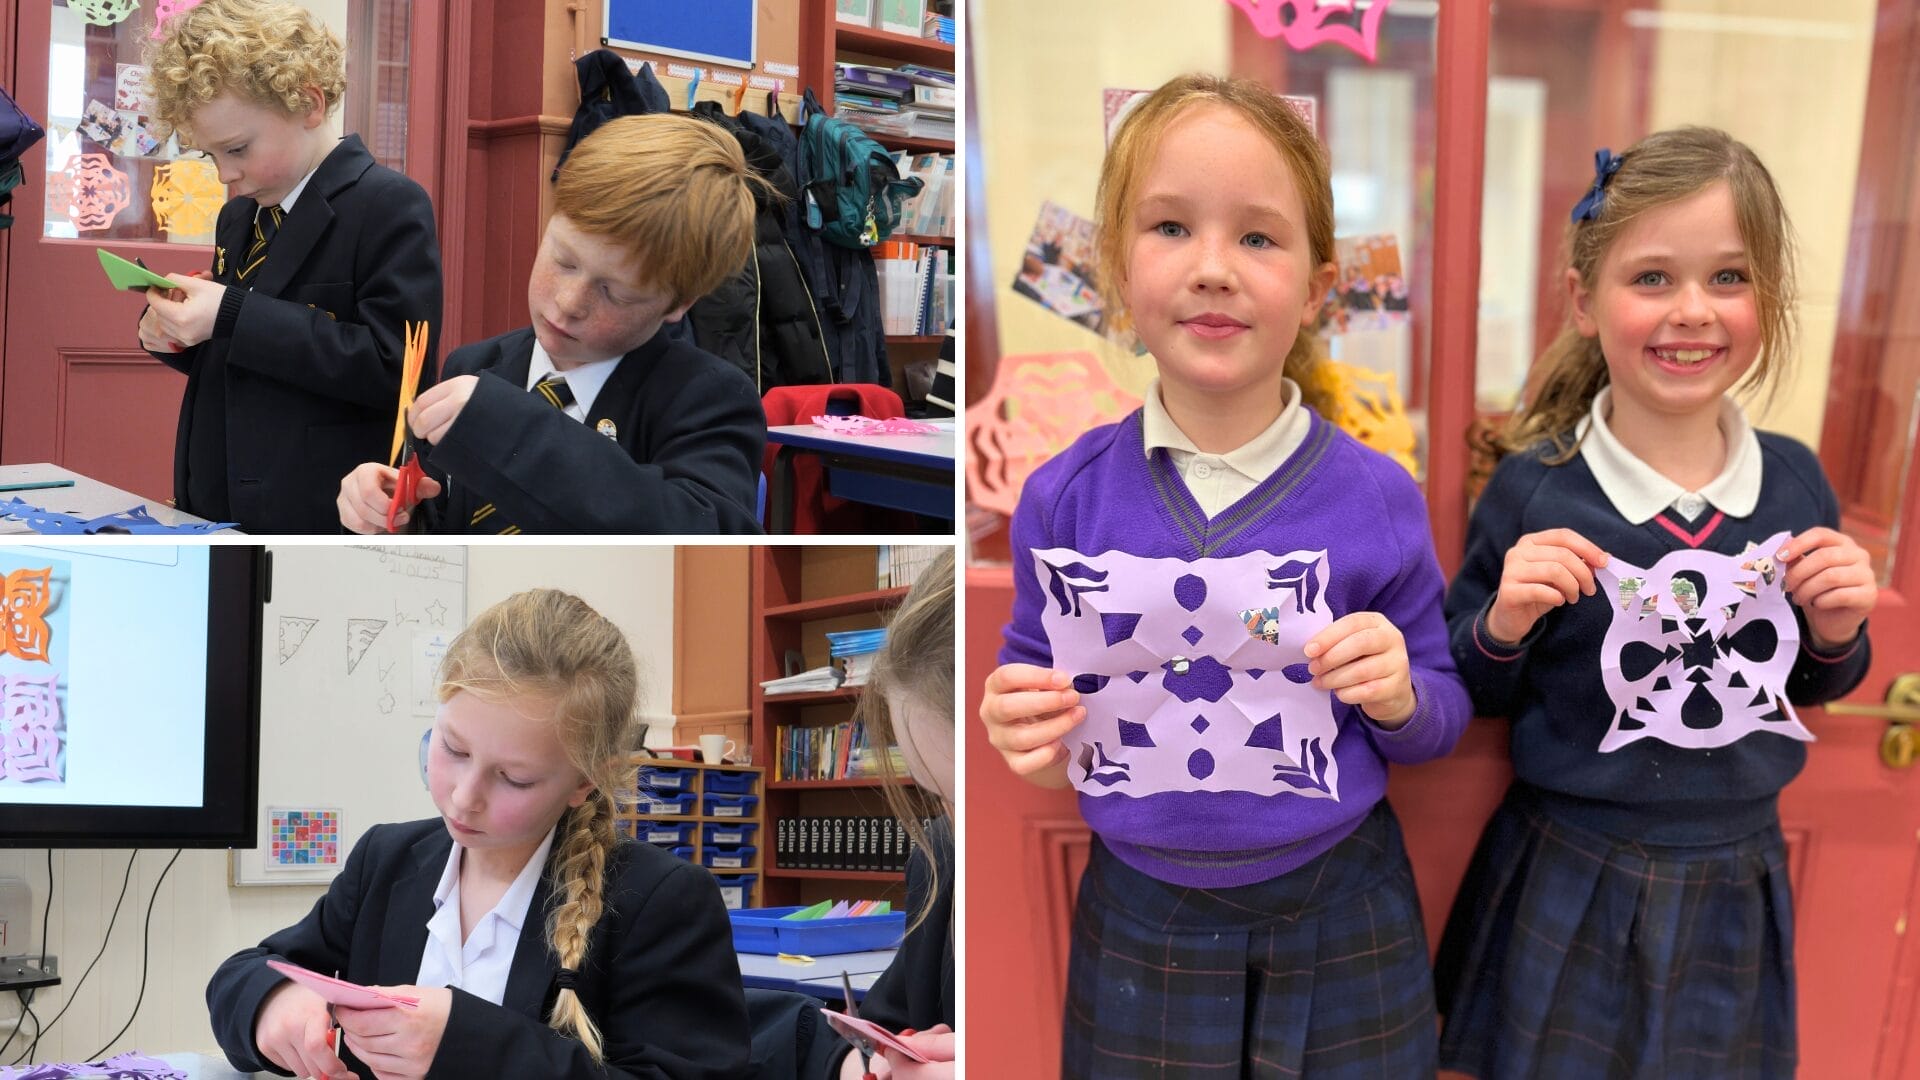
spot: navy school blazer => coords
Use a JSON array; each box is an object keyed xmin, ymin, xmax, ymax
[
  {"xmin": 415, "ymin": 326, "xmax": 766, "ymax": 534},
  {"xmin": 144, "ymin": 134, "xmax": 442, "ymax": 534},
  {"xmin": 205, "ymin": 819, "xmax": 751, "ymax": 1080}
]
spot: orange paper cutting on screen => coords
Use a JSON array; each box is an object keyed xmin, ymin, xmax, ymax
[{"xmin": 2, "ymin": 568, "xmax": 53, "ymax": 663}]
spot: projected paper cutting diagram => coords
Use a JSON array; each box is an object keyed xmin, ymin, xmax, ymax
[
  {"xmin": 1593, "ymin": 531, "xmax": 1811, "ymax": 753},
  {"xmin": 1, "ymin": 567, "xmax": 53, "ymax": 663},
  {"xmin": 1033, "ymin": 547, "xmax": 1341, "ymax": 799},
  {"xmin": 0, "ymin": 556, "xmax": 68, "ymax": 787},
  {"xmin": 346, "ymin": 619, "xmax": 387, "ymax": 674},
  {"xmin": 278, "ymin": 616, "xmax": 317, "ymax": 664}
]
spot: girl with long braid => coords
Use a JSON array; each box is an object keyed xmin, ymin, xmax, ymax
[{"xmin": 207, "ymin": 589, "xmax": 751, "ymax": 1080}]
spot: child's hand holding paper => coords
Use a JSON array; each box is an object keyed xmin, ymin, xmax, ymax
[
  {"xmin": 333, "ymin": 983, "xmax": 453, "ymax": 1080},
  {"xmin": 253, "ymin": 973, "xmax": 355, "ymax": 1080}
]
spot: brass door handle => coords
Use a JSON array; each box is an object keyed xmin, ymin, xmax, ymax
[{"xmin": 1826, "ymin": 673, "xmax": 1920, "ymax": 721}]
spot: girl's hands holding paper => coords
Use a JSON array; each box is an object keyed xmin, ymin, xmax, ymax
[
  {"xmin": 879, "ymin": 1026, "xmax": 956, "ymax": 1078},
  {"xmin": 253, "ymin": 980, "xmax": 353, "ymax": 1080},
  {"xmin": 143, "ymin": 273, "xmax": 224, "ymax": 348},
  {"xmin": 334, "ymin": 984, "xmax": 452, "ymax": 1080}
]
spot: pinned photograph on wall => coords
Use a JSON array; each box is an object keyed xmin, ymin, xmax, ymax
[
  {"xmin": 110, "ymin": 112, "xmax": 163, "ymax": 159},
  {"xmin": 78, "ymin": 100, "xmax": 123, "ymax": 147},
  {"xmin": 268, "ymin": 807, "xmax": 342, "ymax": 867},
  {"xmin": 1010, "ymin": 200, "xmax": 1143, "ymax": 353},
  {"xmin": 1317, "ymin": 233, "xmax": 1410, "ymax": 336},
  {"xmin": 1033, "ymin": 547, "xmax": 1340, "ymax": 800},
  {"xmin": 1104, "ymin": 87, "xmax": 1315, "ymax": 146},
  {"xmin": 0, "ymin": 555, "xmax": 70, "ymax": 788},
  {"xmin": 1593, "ymin": 531, "xmax": 1813, "ymax": 754}
]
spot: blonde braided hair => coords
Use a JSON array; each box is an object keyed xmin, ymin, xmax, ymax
[{"xmin": 437, "ymin": 589, "xmax": 638, "ymax": 1061}]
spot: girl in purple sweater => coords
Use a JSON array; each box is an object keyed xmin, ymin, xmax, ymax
[{"xmin": 979, "ymin": 73, "xmax": 1470, "ymax": 1078}]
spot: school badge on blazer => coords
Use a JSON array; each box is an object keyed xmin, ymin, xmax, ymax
[
  {"xmin": 215, "ymin": 245, "xmax": 226, "ymax": 276},
  {"xmin": 596, "ymin": 419, "xmax": 618, "ymax": 439}
]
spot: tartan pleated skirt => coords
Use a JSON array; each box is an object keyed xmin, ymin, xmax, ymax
[
  {"xmin": 1063, "ymin": 801, "xmax": 1438, "ymax": 1079},
  {"xmin": 1434, "ymin": 782, "xmax": 1796, "ymax": 1080}
]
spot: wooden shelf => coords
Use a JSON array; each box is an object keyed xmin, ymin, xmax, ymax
[
  {"xmin": 625, "ymin": 814, "xmax": 761, "ymax": 825},
  {"xmin": 764, "ymin": 688, "xmax": 863, "ymax": 706},
  {"xmin": 885, "ymin": 335, "xmax": 945, "ymax": 345},
  {"xmin": 768, "ymin": 777, "xmax": 913, "ymax": 790},
  {"xmin": 833, "ymin": 23, "xmax": 956, "ymax": 68},
  {"xmin": 873, "ymin": 134, "xmax": 954, "ymax": 154},
  {"xmin": 765, "ymin": 586, "xmax": 909, "ymax": 621},
  {"xmin": 892, "ymin": 234, "xmax": 955, "ymax": 246},
  {"xmin": 767, "ymin": 866, "xmax": 907, "ymax": 882}
]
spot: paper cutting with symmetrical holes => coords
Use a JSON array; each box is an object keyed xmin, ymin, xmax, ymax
[
  {"xmin": 1593, "ymin": 531, "xmax": 1811, "ymax": 752},
  {"xmin": 1034, "ymin": 547, "xmax": 1340, "ymax": 799},
  {"xmin": 1, "ymin": 673, "xmax": 63, "ymax": 783},
  {"xmin": 1, "ymin": 568, "xmax": 53, "ymax": 664}
]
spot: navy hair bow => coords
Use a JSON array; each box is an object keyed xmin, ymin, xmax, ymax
[{"xmin": 1570, "ymin": 148, "xmax": 1623, "ymax": 223}]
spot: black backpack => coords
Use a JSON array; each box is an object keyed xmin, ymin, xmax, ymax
[{"xmin": 0, "ymin": 84, "xmax": 46, "ymax": 230}]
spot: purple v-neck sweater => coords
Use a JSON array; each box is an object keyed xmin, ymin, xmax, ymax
[{"xmin": 1001, "ymin": 408, "xmax": 1471, "ymax": 887}]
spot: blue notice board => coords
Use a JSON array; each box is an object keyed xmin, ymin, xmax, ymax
[{"xmin": 603, "ymin": 0, "xmax": 757, "ymax": 69}]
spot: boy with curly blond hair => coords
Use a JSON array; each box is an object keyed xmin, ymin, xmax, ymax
[{"xmin": 139, "ymin": 0, "xmax": 442, "ymax": 534}]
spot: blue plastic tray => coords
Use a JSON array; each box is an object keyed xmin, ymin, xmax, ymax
[
  {"xmin": 637, "ymin": 765, "xmax": 697, "ymax": 791},
  {"xmin": 703, "ymin": 793, "xmax": 760, "ymax": 819},
  {"xmin": 703, "ymin": 770, "xmax": 758, "ymax": 795},
  {"xmin": 635, "ymin": 791, "xmax": 698, "ymax": 816},
  {"xmin": 703, "ymin": 822, "xmax": 760, "ymax": 847},
  {"xmin": 638, "ymin": 822, "xmax": 696, "ymax": 846},
  {"xmin": 702, "ymin": 844, "xmax": 757, "ymax": 870},
  {"xmin": 712, "ymin": 873, "xmax": 757, "ymax": 911},
  {"xmin": 729, "ymin": 906, "xmax": 906, "ymax": 956}
]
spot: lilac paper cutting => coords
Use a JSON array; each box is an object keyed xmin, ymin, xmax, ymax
[
  {"xmin": 1033, "ymin": 547, "xmax": 1341, "ymax": 799},
  {"xmin": 1593, "ymin": 531, "xmax": 1810, "ymax": 753}
]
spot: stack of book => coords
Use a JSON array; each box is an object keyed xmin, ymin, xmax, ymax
[
  {"xmin": 827, "ymin": 627, "xmax": 887, "ymax": 686},
  {"xmin": 776, "ymin": 817, "xmax": 922, "ymax": 871},
  {"xmin": 834, "ymin": 63, "xmax": 955, "ymax": 142},
  {"xmin": 775, "ymin": 719, "xmax": 905, "ymax": 781},
  {"xmin": 759, "ymin": 666, "xmax": 841, "ymax": 696},
  {"xmin": 891, "ymin": 151, "xmax": 953, "ymax": 236},
  {"xmin": 877, "ymin": 544, "xmax": 946, "ymax": 588},
  {"xmin": 874, "ymin": 240, "xmax": 953, "ymax": 336},
  {"xmin": 922, "ymin": 12, "xmax": 955, "ymax": 42}
]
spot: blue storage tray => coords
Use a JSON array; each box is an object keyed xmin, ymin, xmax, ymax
[
  {"xmin": 702, "ymin": 844, "xmax": 756, "ymax": 870},
  {"xmin": 666, "ymin": 845, "xmax": 696, "ymax": 862},
  {"xmin": 637, "ymin": 765, "xmax": 696, "ymax": 791},
  {"xmin": 703, "ymin": 822, "xmax": 760, "ymax": 847},
  {"xmin": 703, "ymin": 793, "xmax": 760, "ymax": 818},
  {"xmin": 638, "ymin": 822, "xmax": 696, "ymax": 846},
  {"xmin": 703, "ymin": 770, "xmax": 758, "ymax": 795},
  {"xmin": 712, "ymin": 873, "xmax": 757, "ymax": 911},
  {"xmin": 729, "ymin": 906, "xmax": 906, "ymax": 956},
  {"xmin": 635, "ymin": 791, "xmax": 698, "ymax": 816}
]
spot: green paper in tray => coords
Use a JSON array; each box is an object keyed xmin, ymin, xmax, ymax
[
  {"xmin": 97, "ymin": 248, "xmax": 179, "ymax": 291},
  {"xmin": 781, "ymin": 900, "xmax": 835, "ymax": 921}
]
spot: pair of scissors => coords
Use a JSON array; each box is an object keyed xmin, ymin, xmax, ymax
[
  {"xmin": 841, "ymin": 971, "xmax": 877, "ymax": 1080},
  {"xmin": 385, "ymin": 321, "xmax": 431, "ymax": 532}
]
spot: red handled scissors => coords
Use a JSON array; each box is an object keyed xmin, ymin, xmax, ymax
[
  {"xmin": 842, "ymin": 971, "xmax": 877, "ymax": 1080},
  {"xmin": 385, "ymin": 321, "xmax": 430, "ymax": 532}
]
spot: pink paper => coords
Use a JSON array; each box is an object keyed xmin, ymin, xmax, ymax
[
  {"xmin": 1, "ymin": 673, "xmax": 62, "ymax": 784},
  {"xmin": 810, "ymin": 415, "xmax": 940, "ymax": 436},
  {"xmin": 266, "ymin": 960, "xmax": 419, "ymax": 1009},
  {"xmin": 1593, "ymin": 532, "xmax": 1811, "ymax": 753},
  {"xmin": 1033, "ymin": 548, "xmax": 1341, "ymax": 799},
  {"xmin": 822, "ymin": 1010, "xmax": 931, "ymax": 1063},
  {"xmin": 1224, "ymin": 0, "xmax": 1392, "ymax": 63}
]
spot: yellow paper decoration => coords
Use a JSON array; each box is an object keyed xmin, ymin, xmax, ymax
[
  {"xmin": 1313, "ymin": 359, "xmax": 1419, "ymax": 477},
  {"xmin": 150, "ymin": 159, "xmax": 225, "ymax": 241}
]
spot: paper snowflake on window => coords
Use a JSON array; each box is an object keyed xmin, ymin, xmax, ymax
[
  {"xmin": 52, "ymin": 154, "xmax": 132, "ymax": 232},
  {"xmin": 70, "ymin": 0, "xmax": 141, "ymax": 29},
  {"xmin": 151, "ymin": 159, "xmax": 225, "ymax": 239},
  {"xmin": 151, "ymin": 0, "xmax": 205, "ymax": 37}
]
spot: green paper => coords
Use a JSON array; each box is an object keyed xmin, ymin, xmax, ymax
[
  {"xmin": 97, "ymin": 248, "xmax": 178, "ymax": 291},
  {"xmin": 781, "ymin": 900, "xmax": 835, "ymax": 921}
]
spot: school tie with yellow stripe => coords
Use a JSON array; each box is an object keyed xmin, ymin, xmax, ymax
[
  {"xmin": 468, "ymin": 374, "xmax": 574, "ymax": 535},
  {"xmin": 235, "ymin": 205, "xmax": 283, "ymax": 282}
]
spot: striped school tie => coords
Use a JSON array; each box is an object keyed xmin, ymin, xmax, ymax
[
  {"xmin": 235, "ymin": 205, "xmax": 283, "ymax": 282},
  {"xmin": 469, "ymin": 374, "xmax": 574, "ymax": 535}
]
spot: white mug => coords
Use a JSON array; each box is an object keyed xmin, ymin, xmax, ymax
[{"xmin": 699, "ymin": 733, "xmax": 738, "ymax": 765}]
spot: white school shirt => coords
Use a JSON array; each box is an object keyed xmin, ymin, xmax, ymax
[
  {"xmin": 1140, "ymin": 377, "xmax": 1313, "ymax": 518},
  {"xmin": 415, "ymin": 827, "xmax": 556, "ymax": 1005},
  {"xmin": 1575, "ymin": 387, "xmax": 1762, "ymax": 524},
  {"xmin": 526, "ymin": 341, "xmax": 621, "ymax": 424}
]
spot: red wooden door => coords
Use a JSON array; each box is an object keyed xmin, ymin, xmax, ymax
[{"xmin": 0, "ymin": 0, "xmax": 445, "ymax": 502}]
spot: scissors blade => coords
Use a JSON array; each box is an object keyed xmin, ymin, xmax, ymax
[{"xmin": 840, "ymin": 970, "xmax": 875, "ymax": 1059}]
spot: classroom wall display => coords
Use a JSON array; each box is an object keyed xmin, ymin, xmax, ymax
[
  {"xmin": 233, "ymin": 547, "xmax": 466, "ymax": 885},
  {"xmin": 603, "ymin": 0, "xmax": 756, "ymax": 69}
]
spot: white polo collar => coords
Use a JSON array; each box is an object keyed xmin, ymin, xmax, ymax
[{"xmin": 1576, "ymin": 386, "xmax": 1762, "ymax": 524}]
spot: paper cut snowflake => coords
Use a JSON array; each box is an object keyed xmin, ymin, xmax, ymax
[
  {"xmin": 71, "ymin": 0, "xmax": 140, "ymax": 28},
  {"xmin": 1, "ymin": 568, "xmax": 52, "ymax": 663},
  {"xmin": 151, "ymin": 0, "xmax": 205, "ymax": 37},
  {"xmin": 150, "ymin": 159, "xmax": 224, "ymax": 239},
  {"xmin": 54, "ymin": 154, "xmax": 132, "ymax": 232},
  {"xmin": 1036, "ymin": 548, "xmax": 1341, "ymax": 799},
  {"xmin": 1224, "ymin": 0, "xmax": 1391, "ymax": 63},
  {"xmin": 1, "ymin": 673, "xmax": 63, "ymax": 784},
  {"xmin": 811, "ymin": 415, "xmax": 941, "ymax": 436}
]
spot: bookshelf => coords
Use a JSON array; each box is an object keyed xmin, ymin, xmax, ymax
[
  {"xmin": 751, "ymin": 546, "xmax": 938, "ymax": 907},
  {"xmin": 618, "ymin": 756, "xmax": 767, "ymax": 909}
]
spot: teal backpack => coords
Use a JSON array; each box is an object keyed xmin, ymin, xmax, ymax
[{"xmin": 799, "ymin": 89, "xmax": 922, "ymax": 249}]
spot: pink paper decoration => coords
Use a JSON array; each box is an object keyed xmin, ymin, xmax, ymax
[
  {"xmin": 54, "ymin": 154, "xmax": 132, "ymax": 233},
  {"xmin": 1, "ymin": 673, "xmax": 63, "ymax": 784},
  {"xmin": 152, "ymin": 0, "xmax": 208, "ymax": 38},
  {"xmin": 966, "ymin": 352, "xmax": 1143, "ymax": 517},
  {"xmin": 1224, "ymin": 0, "xmax": 1392, "ymax": 63},
  {"xmin": 810, "ymin": 415, "xmax": 941, "ymax": 436}
]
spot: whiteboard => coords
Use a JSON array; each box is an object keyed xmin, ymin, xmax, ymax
[{"xmin": 232, "ymin": 546, "xmax": 467, "ymax": 886}]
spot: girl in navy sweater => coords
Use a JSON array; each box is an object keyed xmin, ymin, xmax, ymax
[
  {"xmin": 980, "ymin": 73, "xmax": 1470, "ymax": 1078},
  {"xmin": 1436, "ymin": 128, "xmax": 1878, "ymax": 1079}
]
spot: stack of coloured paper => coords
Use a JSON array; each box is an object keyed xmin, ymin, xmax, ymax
[{"xmin": 779, "ymin": 899, "xmax": 894, "ymax": 921}]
